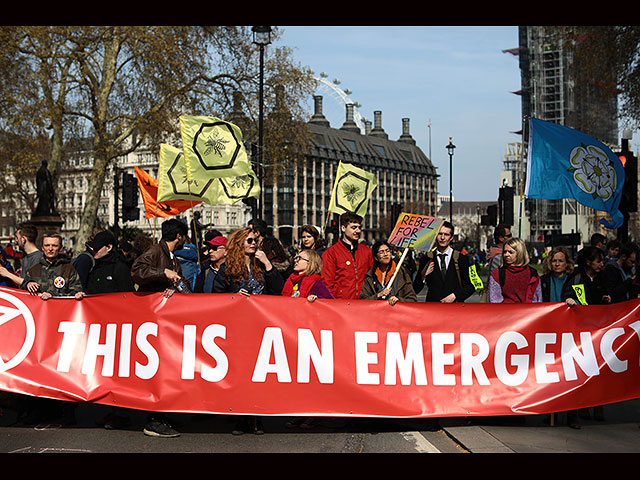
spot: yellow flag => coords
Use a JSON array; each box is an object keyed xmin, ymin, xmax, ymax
[
  {"xmin": 179, "ymin": 116, "xmax": 251, "ymax": 184},
  {"xmin": 157, "ymin": 143, "xmax": 215, "ymax": 202},
  {"xmin": 328, "ymin": 161, "xmax": 378, "ymax": 217},
  {"xmin": 211, "ymin": 169, "xmax": 261, "ymax": 206}
]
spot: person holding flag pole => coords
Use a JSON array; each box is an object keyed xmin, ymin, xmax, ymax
[{"xmin": 360, "ymin": 239, "xmax": 416, "ymax": 305}]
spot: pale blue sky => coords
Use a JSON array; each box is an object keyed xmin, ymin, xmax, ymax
[{"xmin": 277, "ymin": 26, "xmax": 523, "ymax": 202}]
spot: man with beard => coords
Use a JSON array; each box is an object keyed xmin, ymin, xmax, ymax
[
  {"xmin": 0, "ymin": 222, "xmax": 43, "ymax": 287},
  {"xmin": 130, "ymin": 218, "xmax": 189, "ymax": 437},
  {"xmin": 131, "ymin": 218, "xmax": 189, "ymax": 298}
]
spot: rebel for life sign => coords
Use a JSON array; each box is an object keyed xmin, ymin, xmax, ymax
[
  {"xmin": 388, "ymin": 213, "xmax": 444, "ymax": 251},
  {"xmin": 2, "ymin": 286, "xmax": 640, "ymax": 418}
]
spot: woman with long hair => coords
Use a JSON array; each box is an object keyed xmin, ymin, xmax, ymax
[
  {"xmin": 260, "ymin": 235, "xmax": 293, "ymax": 283},
  {"xmin": 282, "ymin": 249, "xmax": 333, "ymax": 302},
  {"xmin": 212, "ymin": 227, "xmax": 283, "ymax": 435},
  {"xmin": 213, "ymin": 227, "xmax": 284, "ymax": 296},
  {"xmin": 487, "ymin": 237, "xmax": 542, "ymax": 303},
  {"xmin": 540, "ymin": 246, "xmax": 574, "ymax": 303},
  {"xmin": 299, "ymin": 224, "xmax": 326, "ymax": 256},
  {"xmin": 360, "ymin": 240, "xmax": 417, "ymax": 305},
  {"xmin": 562, "ymin": 246, "xmax": 610, "ymax": 306}
]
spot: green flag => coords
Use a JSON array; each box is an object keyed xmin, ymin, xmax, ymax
[
  {"xmin": 328, "ymin": 161, "xmax": 378, "ymax": 217},
  {"xmin": 157, "ymin": 143, "xmax": 214, "ymax": 202},
  {"xmin": 179, "ymin": 116, "xmax": 251, "ymax": 184}
]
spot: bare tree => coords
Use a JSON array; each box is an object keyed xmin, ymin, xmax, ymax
[{"xmin": 0, "ymin": 26, "xmax": 316, "ymax": 254}]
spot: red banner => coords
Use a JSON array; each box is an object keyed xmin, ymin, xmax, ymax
[{"xmin": 1, "ymin": 286, "xmax": 640, "ymax": 418}]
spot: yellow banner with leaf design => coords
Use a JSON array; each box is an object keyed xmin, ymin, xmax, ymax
[{"xmin": 328, "ymin": 161, "xmax": 378, "ymax": 217}]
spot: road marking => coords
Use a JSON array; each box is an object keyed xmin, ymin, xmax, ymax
[
  {"xmin": 402, "ymin": 431, "xmax": 441, "ymax": 453},
  {"xmin": 8, "ymin": 446, "xmax": 93, "ymax": 453}
]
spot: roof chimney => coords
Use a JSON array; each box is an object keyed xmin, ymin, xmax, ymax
[
  {"xmin": 340, "ymin": 103, "xmax": 361, "ymax": 133},
  {"xmin": 369, "ymin": 110, "xmax": 388, "ymax": 139},
  {"xmin": 364, "ymin": 119, "xmax": 372, "ymax": 135},
  {"xmin": 398, "ymin": 118, "xmax": 416, "ymax": 145},
  {"xmin": 309, "ymin": 95, "xmax": 330, "ymax": 127}
]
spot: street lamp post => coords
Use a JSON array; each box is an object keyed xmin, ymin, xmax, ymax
[
  {"xmin": 252, "ymin": 26, "xmax": 272, "ymax": 221},
  {"xmin": 446, "ymin": 137, "xmax": 456, "ymax": 225}
]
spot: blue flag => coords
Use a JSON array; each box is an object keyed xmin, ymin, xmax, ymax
[{"xmin": 525, "ymin": 118, "xmax": 625, "ymax": 229}]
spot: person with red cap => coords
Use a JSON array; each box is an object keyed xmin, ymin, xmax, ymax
[{"xmin": 194, "ymin": 235, "xmax": 227, "ymax": 293}]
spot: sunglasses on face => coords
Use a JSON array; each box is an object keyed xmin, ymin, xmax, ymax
[
  {"xmin": 246, "ymin": 237, "xmax": 257, "ymax": 244},
  {"xmin": 294, "ymin": 255, "xmax": 309, "ymax": 262}
]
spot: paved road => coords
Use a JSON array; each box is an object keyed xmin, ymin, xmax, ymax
[{"xmin": 1, "ymin": 396, "xmax": 639, "ymax": 453}]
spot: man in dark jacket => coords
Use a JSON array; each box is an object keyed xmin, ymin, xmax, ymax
[
  {"xmin": 85, "ymin": 230, "xmax": 134, "ymax": 294},
  {"xmin": 413, "ymin": 221, "xmax": 475, "ymax": 303},
  {"xmin": 19, "ymin": 232, "xmax": 83, "ymax": 425},
  {"xmin": 602, "ymin": 242, "xmax": 639, "ymax": 303},
  {"xmin": 129, "ymin": 218, "xmax": 188, "ymax": 438},
  {"xmin": 22, "ymin": 232, "xmax": 84, "ymax": 300},
  {"xmin": 131, "ymin": 218, "xmax": 188, "ymax": 298},
  {"xmin": 194, "ymin": 235, "xmax": 227, "ymax": 293}
]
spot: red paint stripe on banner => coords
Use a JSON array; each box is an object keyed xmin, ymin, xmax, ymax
[{"xmin": 1, "ymin": 286, "xmax": 639, "ymax": 417}]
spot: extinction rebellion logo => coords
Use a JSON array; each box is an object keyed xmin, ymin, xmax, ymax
[{"xmin": 0, "ymin": 291, "xmax": 36, "ymax": 372}]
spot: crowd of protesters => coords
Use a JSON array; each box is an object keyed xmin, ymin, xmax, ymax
[{"xmin": 1, "ymin": 215, "xmax": 638, "ymax": 435}]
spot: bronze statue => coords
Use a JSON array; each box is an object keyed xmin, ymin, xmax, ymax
[{"xmin": 34, "ymin": 160, "xmax": 57, "ymax": 216}]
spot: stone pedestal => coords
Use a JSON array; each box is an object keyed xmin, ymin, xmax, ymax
[{"xmin": 30, "ymin": 214, "xmax": 64, "ymax": 248}]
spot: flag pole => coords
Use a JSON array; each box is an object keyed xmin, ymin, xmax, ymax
[
  {"xmin": 519, "ymin": 114, "xmax": 527, "ymax": 238},
  {"xmin": 186, "ymin": 181, "xmax": 202, "ymax": 267},
  {"xmin": 382, "ymin": 247, "xmax": 409, "ymax": 297}
]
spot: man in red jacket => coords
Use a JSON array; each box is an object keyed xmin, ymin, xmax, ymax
[{"xmin": 322, "ymin": 212, "xmax": 373, "ymax": 299}]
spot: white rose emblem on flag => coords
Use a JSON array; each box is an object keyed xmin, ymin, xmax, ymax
[{"xmin": 569, "ymin": 144, "xmax": 617, "ymax": 201}]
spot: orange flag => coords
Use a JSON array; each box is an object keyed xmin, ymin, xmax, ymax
[{"xmin": 134, "ymin": 166, "xmax": 200, "ymax": 219}]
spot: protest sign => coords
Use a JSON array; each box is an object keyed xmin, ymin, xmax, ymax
[
  {"xmin": 2, "ymin": 286, "xmax": 640, "ymax": 418},
  {"xmin": 387, "ymin": 213, "xmax": 443, "ymax": 252}
]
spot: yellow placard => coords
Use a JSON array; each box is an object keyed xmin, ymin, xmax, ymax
[
  {"xmin": 468, "ymin": 264, "xmax": 484, "ymax": 290},
  {"xmin": 572, "ymin": 284, "xmax": 587, "ymax": 305}
]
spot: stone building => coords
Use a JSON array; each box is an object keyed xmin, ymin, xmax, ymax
[
  {"xmin": 262, "ymin": 96, "xmax": 439, "ymax": 246},
  {"xmin": 1, "ymin": 96, "xmax": 439, "ymax": 250}
]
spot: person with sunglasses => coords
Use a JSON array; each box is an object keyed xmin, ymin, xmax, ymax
[
  {"xmin": 194, "ymin": 236, "xmax": 227, "ymax": 293},
  {"xmin": 213, "ymin": 227, "xmax": 283, "ymax": 297},
  {"xmin": 212, "ymin": 227, "xmax": 283, "ymax": 435}
]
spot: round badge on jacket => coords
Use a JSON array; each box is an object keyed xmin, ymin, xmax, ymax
[{"xmin": 54, "ymin": 276, "xmax": 66, "ymax": 289}]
